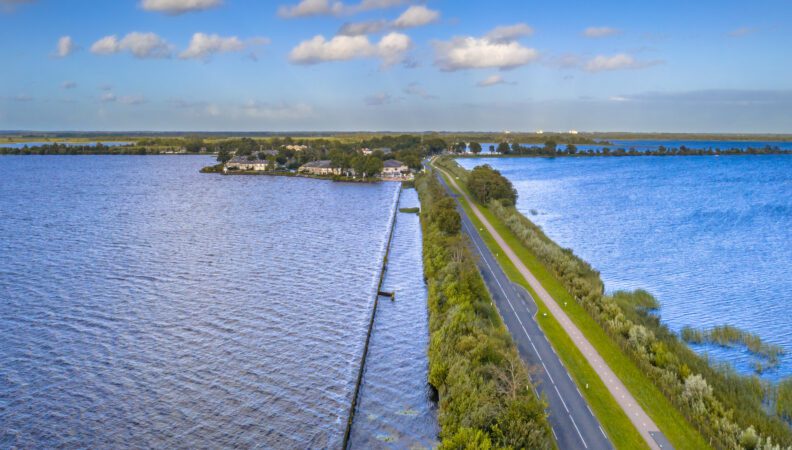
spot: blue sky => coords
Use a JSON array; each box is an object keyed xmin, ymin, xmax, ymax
[{"xmin": 1, "ymin": 0, "xmax": 790, "ymax": 132}]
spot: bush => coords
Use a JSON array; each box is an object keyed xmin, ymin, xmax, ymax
[
  {"xmin": 467, "ymin": 165, "xmax": 517, "ymax": 206},
  {"xmin": 416, "ymin": 171, "xmax": 552, "ymax": 448}
]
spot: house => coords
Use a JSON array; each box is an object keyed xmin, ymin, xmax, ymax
[
  {"xmin": 381, "ymin": 159, "xmax": 411, "ymax": 179},
  {"xmin": 299, "ymin": 160, "xmax": 342, "ymax": 176},
  {"xmin": 285, "ymin": 144, "xmax": 308, "ymax": 152},
  {"xmin": 260, "ymin": 149, "xmax": 279, "ymax": 157},
  {"xmin": 225, "ymin": 156, "xmax": 270, "ymax": 171}
]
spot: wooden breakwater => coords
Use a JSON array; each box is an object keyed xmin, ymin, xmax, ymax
[{"xmin": 342, "ymin": 185, "xmax": 402, "ymax": 448}]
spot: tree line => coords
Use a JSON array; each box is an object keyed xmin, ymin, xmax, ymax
[{"xmin": 416, "ymin": 171, "xmax": 553, "ymax": 449}]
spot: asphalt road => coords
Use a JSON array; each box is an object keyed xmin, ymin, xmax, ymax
[{"xmin": 435, "ymin": 171, "xmax": 612, "ymax": 450}]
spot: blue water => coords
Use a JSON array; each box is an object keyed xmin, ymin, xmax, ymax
[
  {"xmin": 458, "ymin": 155, "xmax": 792, "ymax": 380},
  {"xmin": 575, "ymin": 139, "xmax": 792, "ymax": 152},
  {"xmin": 464, "ymin": 140, "xmax": 792, "ymax": 154},
  {"xmin": 349, "ymin": 188, "xmax": 439, "ymax": 448},
  {"xmin": 0, "ymin": 141, "xmax": 132, "ymax": 149},
  {"xmin": 0, "ymin": 155, "xmax": 401, "ymax": 448}
]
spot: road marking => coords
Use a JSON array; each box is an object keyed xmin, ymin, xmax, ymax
[
  {"xmin": 554, "ymin": 385, "xmax": 569, "ymax": 413},
  {"xmin": 569, "ymin": 415, "xmax": 588, "ymax": 449}
]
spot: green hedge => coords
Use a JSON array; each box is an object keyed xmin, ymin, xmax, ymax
[{"xmin": 416, "ymin": 172, "xmax": 554, "ymax": 449}]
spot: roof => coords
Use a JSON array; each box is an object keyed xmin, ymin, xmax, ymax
[
  {"xmin": 383, "ymin": 159, "xmax": 406, "ymax": 168},
  {"xmin": 374, "ymin": 147, "xmax": 392, "ymax": 153},
  {"xmin": 229, "ymin": 156, "xmax": 268, "ymax": 164},
  {"xmin": 260, "ymin": 150, "xmax": 279, "ymax": 156},
  {"xmin": 301, "ymin": 160, "xmax": 334, "ymax": 168}
]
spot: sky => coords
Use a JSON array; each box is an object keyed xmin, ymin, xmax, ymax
[{"xmin": 0, "ymin": 0, "xmax": 790, "ymax": 132}]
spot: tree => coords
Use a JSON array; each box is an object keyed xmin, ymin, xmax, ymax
[
  {"xmin": 543, "ymin": 140, "xmax": 557, "ymax": 153},
  {"xmin": 467, "ymin": 165, "xmax": 518, "ymax": 206},
  {"xmin": 217, "ymin": 148, "xmax": 232, "ymax": 164},
  {"xmin": 469, "ymin": 142, "xmax": 482, "ymax": 154},
  {"xmin": 454, "ymin": 142, "xmax": 467, "ymax": 154},
  {"xmin": 496, "ymin": 142, "xmax": 511, "ymax": 154}
]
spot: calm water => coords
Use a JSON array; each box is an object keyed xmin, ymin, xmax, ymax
[
  {"xmin": 0, "ymin": 141, "xmax": 132, "ymax": 149},
  {"xmin": 349, "ymin": 189, "xmax": 438, "ymax": 448},
  {"xmin": 458, "ymin": 155, "xmax": 792, "ymax": 379},
  {"xmin": 465, "ymin": 140, "xmax": 792, "ymax": 154},
  {"xmin": 0, "ymin": 155, "xmax": 400, "ymax": 448}
]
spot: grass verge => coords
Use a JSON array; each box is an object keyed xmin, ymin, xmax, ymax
[{"xmin": 434, "ymin": 164, "xmax": 709, "ymax": 450}]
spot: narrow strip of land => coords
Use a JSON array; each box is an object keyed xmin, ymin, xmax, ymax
[
  {"xmin": 438, "ymin": 170, "xmax": 612, "ymax": 449},
  {"xmin": 433, "ymin": 162, "xmax": 671, "ymax": 450}
]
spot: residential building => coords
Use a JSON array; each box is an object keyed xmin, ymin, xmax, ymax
[
  {"xmin": 381, "ymin": 159, "xmax": 411, "ymax": 179},
  {"xmin": 225, "ymin": 156, "xmax": 270, "ymax": 171},
  {"xmin": 298, "ymin": 160, "xmax": 342, "ymax": 176}
]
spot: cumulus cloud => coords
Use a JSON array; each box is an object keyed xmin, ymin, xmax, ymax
[
  {"xmin": 62, "ymin": 81, "xmax": 77, "ymax": 89},
  {"xmin": 433, "ymin": 23, "xmax": 538, "ymax": 71},
  {"xmin": 477, "ymin": 74, "xmax": 514, "ymax": 87},
  {"xmin": 338, "ymin": 20, "xmax": 389, "ymax": 36},
  {"xmin": 289, "ymin": 31, "xmax": 411, "ymax": 66},
  {"xmin": 584, "ymin": 53, "xmax": 662, "ymax": 72},
  {"xmin": 393, "ymin": 5, "xmax": 439, "ymax": 28},
  {"xmin": 140, "ymin": 0, "xmax": 222, "ymax": 14},
  {"xmin": 54, "ymin": 35, "xmax": 76, "ymax": 58},
  {"xmin": 278, "ymin": 0, "xmax": 406, "ymax": 18},
  {"xmin": 180, "ymin": 33, "xmax": 252, "ymax": 59},
  {"xmin": 91, "ymin": 32, "xmax": 172, "ymax": 59},
  {"xmin": 583, "ymin": 26, "xmax": 620, "ymax": 38},
  {"xmin": 485, "ymin": 23, "xmax": 534, "ymax": 42},
  {"xmin": 101, "ymin": 92, "xmax": 117, "ymax": 103}
]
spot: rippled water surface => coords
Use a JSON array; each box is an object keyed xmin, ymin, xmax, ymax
[
  {"xmin": 0, "ymin": 156, "xmax": 399, "ymax": 448},
  {"xmin": 458, "ymin": 155, "xmax": 792, "ymax": 379},
  {"xmin": 349, "ymin": 188, "xmax": 438, "ymax": 448}
]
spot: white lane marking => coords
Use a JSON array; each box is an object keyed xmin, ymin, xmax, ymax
[
  {"xmin": 569, "ymin": 415, "xmax": 589, "ymax": 449},
  {"xmin": 553, "ymin": 385, "xmax": 569, "ymax": 413},
  {"xmin": 599, "ymin": 426, "xmax": 608, "ymax": 439},
  {"xmin": 551, "ymin": 427, "xmax": 558, "ymax": 441}
]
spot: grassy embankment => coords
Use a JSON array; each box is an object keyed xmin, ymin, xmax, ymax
[
  {"xmin": 435, "ymin": 157, "xmax": 792, "ymax": 449},
  {"xmin": 432, "ymin": 158, "xmax": 708, "ymax": 450},
  {"xmin": 415, "ymin": 172, "xmax": 555, "ymax": 449}
]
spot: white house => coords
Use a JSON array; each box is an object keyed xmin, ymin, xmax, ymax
[
  {"xmin": 381, "ymin": 159, "xmax": 410, "ymax": 179},
  {"xmin": 225, "ymin": 156, "xmax": 269, "ymax": 171},
  {"xmin": 299, "ymin": 160, "xmax": 342, "ymax": 176}
]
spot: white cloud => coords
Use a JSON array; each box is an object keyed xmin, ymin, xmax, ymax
[
  {"xmin": 485, "ymin": 23, "xmax": 534, "ymax": 42},
  {"xmin": 393, "ymin": 5, "xmax": 439, "ymax": 28},
  {"xmin": 583, "ymin": 26, "xmax": 620, "ymax": 38},
  {"xmin": 585, "ymin": 53, "xmax": 662, "ymax": 72},
  {"xmin": 434, "ymin": 24, "xmax": 538, "ymax": 71},
  {"xmin": 119, "ymin": 95, "xmax": 147, "ymax": 105},
  {"xmin": 180, "ymin": 33, "xmax": 247, "ymax": 59},
  {"xmin": 278, "ymin": 0, "xmax": 342, "ymax": 17},
  {"xmin": 434, "ymin": 38, "xmax": 537, "ymax": 71},
  {"xmin": 477, "ymin": 74, "xmax": 513, "ymax": 87},
  {"xmin": 91, "ymin": 32, "xmax": 172, "ymax": 59},
  {"xmin": 289, "ymin": 31, "xmax": 411, "ymax": 66},
  {"xmin": 62, "ymin": 81, "xmax": 77, "ymax": 89},
  {"xmin": 140, "ymin": 0, "xmax": 222, "ymax": 14},
  {"xmin": 101, "ymin": 92, "xmax": 117, "ymax": 103},
  {"xmin": 338, "ymin": 20, "xmax": 389, "ymax": 36},
  {"xmin": 278, "ymin": 0, "xmax": 406, "ymax": 18},
  {"xmin": 54, "ymin": 36, "xmax": 76, "ymax": 57}
]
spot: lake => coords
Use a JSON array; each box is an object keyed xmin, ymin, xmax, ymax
[
  {"xmin": 465, "ymin": 140, "xmax": 792, "ymax": 154},
  {"xmin": 458, "ymin": 155, "xmax": 792, "ymax": 380},
  {"xmin": 349, "ymin": 188, "xmax": 438, "ymax": 448},
  {"xmin": 0, "ymin": 141, "xmax": 132, "ymax": 149},
  {"xmin": 0, "ymin": 156, "xmax": 402, "ymax": 448}
]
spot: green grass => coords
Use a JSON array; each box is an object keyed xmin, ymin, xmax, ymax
[{"xmin": 434, "ymin": 165, "xmax": 709, "ymax": 450}]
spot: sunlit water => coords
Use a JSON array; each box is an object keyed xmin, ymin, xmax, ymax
[
  {"xmin": 349, "ymin": 188, "xmax": 439, "ymax": 448},
  {"xmin": 458, "ymin": 155, "xmax": 792, "ymax": 380},
  {"xmin": 0, "ymin": 155, "xmax": 400, "ymax": 448}
]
